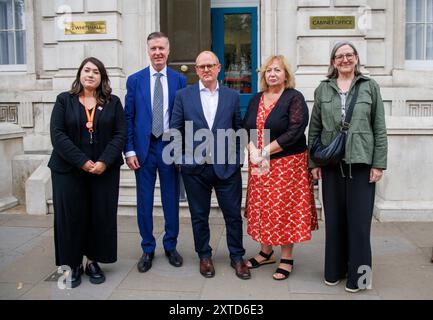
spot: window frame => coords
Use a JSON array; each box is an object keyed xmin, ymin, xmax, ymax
[
  {"xmin": 405, "ymin": 0, "xmax": 433, "ymax": 70},
  {"xmin": 0, "ymin": 0, "xmax": 28, "ymax": 72}
]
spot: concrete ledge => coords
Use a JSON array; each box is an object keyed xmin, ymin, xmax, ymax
[
  {"xmin": 0, "ymin": 123, "xmax": 25, "ymax": 140},
  {"xmin": 0, "ymin": 123, "xmax": 24, "ymax": 212},
  {"xmin": 12, "ymin": 154, "xmax": 50, "ymax": 205},
  {"xmin": 374, "ymin": 197, "xmax": 433, "ymax": 222},
  {"xmin": 25, "ymin": 159, "xmax": 51, "ymax": 215},
  {"xmin": 0, "ymin": 195, "xmax": 19, "ymax": 212}
]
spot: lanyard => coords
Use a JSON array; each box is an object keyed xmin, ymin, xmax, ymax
[
  {"xmin": 83, "ymin": 105, "xmax": 96, "ymax": 132},
  {"xmin": 81, "ymin": 97, "xmax": 96, "ymax": 144}
]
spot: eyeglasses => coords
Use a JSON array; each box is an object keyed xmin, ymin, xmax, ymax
[
  {"xmin": 334, "ymin": 53, "xmax": 356, "ymax": 61},
  {"xmin": 196, "ymin": 64, "xmax": 218, "ymax": 71}
]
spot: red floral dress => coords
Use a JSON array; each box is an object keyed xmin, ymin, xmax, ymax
[{"xmin": 245, "ymin": 95, "xmax": 318, "ymax": 245}]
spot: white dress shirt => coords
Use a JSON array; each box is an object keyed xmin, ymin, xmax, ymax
[
  {"xmin": 150, "ymin": 65, "xmax": 170, "ymax": 132},
  {"xmin": 125, "ymin": 65, "xmax": 169, "ymax": 158},
  {"xmin": 199, "ymin": 80, "xmax": 219, "ymax": 130}
]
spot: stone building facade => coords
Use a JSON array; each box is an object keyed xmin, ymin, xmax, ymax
[{"xmin": 0, "ymin": 0, "xmax": 432, "ymax": 220}]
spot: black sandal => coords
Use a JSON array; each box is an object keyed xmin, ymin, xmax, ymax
[
  {"xmin": 272, "ymin": 259, "xmax": 294, "ymax": 280},
  {"xmin": 247, "ymin": 250, "xmax": 276, "ymax": 269}
]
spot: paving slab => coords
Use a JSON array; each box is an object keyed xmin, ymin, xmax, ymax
[
  {"xmin": 290, "ymin": 293, "xmax": 381, "ymax": 300},
  {"xmin": 117, "ymin": 261, "xmax": 205, "ymax": 293},
  {"xmin": 373, "ymin": 264, "xmax": 433, "ymax": 300},
  {"xmin": 0, "ymin": 251, "xmax": 24, "ymax": 271},
  {"xmin": 0, "ymin": 215, "xmax": 13, "ymax": 226},
  {"xmin": 372, "ymin": 235, "xmax": 428, "ymax": 266},
  {"xmin": 0, "ymin": 282, "xmax": 33, "ymax": 299},
  {"xmin": 40, "ymin": 228, "xmax": 54, "ymax": 237},
  {"xmin": 393, "ymin": 222, "xmax": 433, "ymax": 248},
  {"xmin": 420, "ymin": 247, "xmax": 433, "ymax": 263},
  {"xmin": 1, "ymin": 214, "xmax": 53, "ymax": 228},
  {"xmin": 13, "ymin": 234, "xmax": 54, "ymax": 256},
  {"xmin": 0, "ymin": 244, "xmax": 56, "ymax": 284},
  {"xmin": 200, "ymin": 261, "xmax": 291, "ymax": 300},
  {"xmin": 200, "ymin": 234, "xmax": 291, "ymax": 300},
  {"xmin": 117, "ymin": 232, "xmax": 143, "ymax": 260},
  {"xmin": 19, "ymin": 259, "xmax": 136, "ymax": 300},
  {"xmin": 109, "ymin": 289, "xmax": 200, "ymax": 300},
  {"xmin": 1, "ymin": 210, "xmax": 433, "ymax": 300},
  {"xmin": 0, "ymin": 226, "xmax": 47, "ymax": 253},
  {"xmin": 117, "ymin": 216, "xmax": 141, "ymax": 233}
]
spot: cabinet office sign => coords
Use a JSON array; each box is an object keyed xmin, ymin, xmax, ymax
[
  {"xmin": 310, "ymin": 16, "xmax": 355, "ymax": 29},
  {"xmin": 65, "ymin": 21, "xmax": 107, "ymax": 35}
]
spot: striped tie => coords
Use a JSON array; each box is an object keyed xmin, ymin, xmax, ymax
[{"xmin": 152, "ymin": 72, "xmax": 164, "ymax": 138}]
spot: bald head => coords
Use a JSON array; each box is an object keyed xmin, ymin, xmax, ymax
[
  {"xmin": 196, "ymin": 51, "xmax": 220, "ymax": 65},
  {"xmin": 195, "ymin": 51, "xmax": 221, "ymax": 91}
]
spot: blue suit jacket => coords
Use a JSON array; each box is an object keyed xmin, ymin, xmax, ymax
[
  {"xmin": 170, "ymin": 83, "xmax": 243, "ymax": 180},
  {"xmin": 124, "ymin": 66, "xmax": 187, "ymax": 163}
]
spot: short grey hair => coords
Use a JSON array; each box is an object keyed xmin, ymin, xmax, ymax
[
  {"xmin": 147, "ymin": 32, "xmax": 170, "ymax": 47},
  {"xmin": 327, "ymin": 41, "xmax": 362, "ymax": 79}
]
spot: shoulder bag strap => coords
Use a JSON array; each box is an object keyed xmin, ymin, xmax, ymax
[{"xmin": 341, "ymin": 82, "xmax": 361, "ymax": 131}]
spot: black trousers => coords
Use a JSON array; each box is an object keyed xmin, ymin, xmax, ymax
[
  {"xmin": 322, "ymin": 163, "xmax": 375, "ymax": 288},
  {"xmin": 182, "ymin": 165, "xmax": 245, "ymax": 262},
  {"xmin": 51, "ymin": 168, "xmax": 120, "ymax": 268}
]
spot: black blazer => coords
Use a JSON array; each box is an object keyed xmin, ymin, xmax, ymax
[
  {"xmin": 48, "ymin": 92, "xmax": 127, "ymax": 173},
  {"xmin": 243, "ymin": 88, "xmax": 309, "ymax": 159}
]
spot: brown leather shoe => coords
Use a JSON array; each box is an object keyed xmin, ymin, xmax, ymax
[
  {"xmin": 231, "ymin": 259, "xmax": 251, "ymax": 280},
  {"xmin": 199, "ymin": 258, "xmax": 215, "ymax": 278}
]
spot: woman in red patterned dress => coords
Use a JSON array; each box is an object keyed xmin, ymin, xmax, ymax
[{"xmin": 243, "ymin": 55, "xmax": 318, "ymax": 280}]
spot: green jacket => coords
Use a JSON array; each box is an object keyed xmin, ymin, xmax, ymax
[{"xmin": 308, "ymin": 74, "xmax": 388, "ymax": 169}]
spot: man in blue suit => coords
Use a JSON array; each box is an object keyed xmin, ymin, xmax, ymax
[
  {"xmin": 170, "ymin": 51, "xmax": 250, "ymax": 280},
  {"xmin": 124, "ymin": 32, "xmax": 186, "ymax": 273}
]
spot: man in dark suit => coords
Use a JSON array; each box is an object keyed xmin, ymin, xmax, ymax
[
  {"xmin": 124, "ymin": 32, "xmax": 186, "ymax": 272},
  {"xmin": 170, "ymin": 51, "xmax": 250, "ymax": 280}
]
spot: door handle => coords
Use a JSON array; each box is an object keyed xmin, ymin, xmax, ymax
[{"xmin": 180, "ymin": 65, "xmax": 189, "ymax": 73}]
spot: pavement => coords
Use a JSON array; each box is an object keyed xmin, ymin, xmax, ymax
[{"xmin": 0, "ymin": 205, "xmax": 432, "ymax": 300}]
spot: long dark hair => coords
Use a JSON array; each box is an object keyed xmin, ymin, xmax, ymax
[
  {"xmin": 327, "ymin": 41, "xmax": 362, "ymax": 79},
  {"xmin": 70, "ymin": 57, "xmax": 112, "ymax": 105}
]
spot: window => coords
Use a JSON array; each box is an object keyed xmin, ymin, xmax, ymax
[
  {"xmin": 0, "ymin": 0, "xmax": 26, "ymax": 66},
  {"xmin": 406, "ymin": 0, "xmax": 433, "ymax": 69}
]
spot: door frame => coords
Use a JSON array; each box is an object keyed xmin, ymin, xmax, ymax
[{"xmin": 211, "ymin": 6, "xmax": 259, "ymax": 114}]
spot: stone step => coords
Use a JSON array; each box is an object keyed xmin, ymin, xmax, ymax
[
  {"xmin": 120, "ymin": 165, "xmax": 250, "ymax": 181},
  {"xmin": 47, "ymin": 197, "xmax": 322, "ymax": 218},
  {"xmin": 119, "ymin": 178, "xmax": 249, "ymax": 198},
  {"xmin": 49, "ymin": 166, "xmax": 323, "ymax": 218},
  {"xmin": 47, "ymin": 197, "xmax": 227, "ymax": 217},
  {"xmin": 118, "ymin": 180, "xmax": 320, "ymax": 201}
]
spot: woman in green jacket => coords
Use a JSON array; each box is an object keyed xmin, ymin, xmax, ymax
[{"xmin": 308, "ymin": 41, "xmax": 387, "ymax": 293}]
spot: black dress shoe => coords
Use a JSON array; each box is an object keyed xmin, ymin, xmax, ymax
[
  {"xmin": 70, "ymin": 265, "xmax": 84, "ymax": 288},
  {"xmin": 85, "ymin": 262, "xmax": 105, "ymax": 284},
  {"xmin": 165, "ymin": 249, "xmax": 183, "ymax": 267},
  {"xmin": 137, "ymin": 252, "xmax": 154, "ymax": 273}
]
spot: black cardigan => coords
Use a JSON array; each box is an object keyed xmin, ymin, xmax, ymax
[
  {"xmin": 48, "ymin": 92, "xmax": 127, "ymax": 173},
  {"xmin": 242, "ymin": 88, "xmax": 309, "ymax": 159}
]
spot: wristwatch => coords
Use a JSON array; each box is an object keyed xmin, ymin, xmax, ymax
[{"xmin": 261, "ymin": 149, "xmax": 268, "ymax": 158}]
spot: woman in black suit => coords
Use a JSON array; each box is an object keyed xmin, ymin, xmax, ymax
[{"xmin": 49, "ymin": 57, "xmax": 126, "ymax": 288}]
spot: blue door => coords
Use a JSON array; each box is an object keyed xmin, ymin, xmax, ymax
[{"xmin": 211, "ymin": 7, "xmax": 258, "ymax": 116}]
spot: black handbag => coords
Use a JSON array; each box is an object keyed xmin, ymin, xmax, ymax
[{"xmin": 310, "ymin": 83, "xmax": 360, "ymax": 166}]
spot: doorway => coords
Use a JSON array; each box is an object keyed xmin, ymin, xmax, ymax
[{"xmin": 211, "ymin": 7, "xmax": 258, "ymax": 115}]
